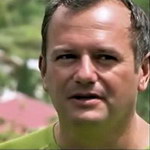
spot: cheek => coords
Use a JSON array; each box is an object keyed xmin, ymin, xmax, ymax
[
  {"xmin": 45, "ymin": 68, "xmax": 59, "ymax": 92},
  {"xmin": 103, "ymin": 67, "xmax": 138, "ymax": 106},
  {"xmin": 45, "ymin": 66, "xmax": 69, "ymax": 97}
]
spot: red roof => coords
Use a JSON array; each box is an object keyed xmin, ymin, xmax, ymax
[{"xmin": 0, "ymin": 93, "xmax": 57, "ymax": 129}]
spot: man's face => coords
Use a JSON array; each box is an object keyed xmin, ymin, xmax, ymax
[{"xmin": 41, "ymin": 1, "xmax": 143, "ymax": 124}]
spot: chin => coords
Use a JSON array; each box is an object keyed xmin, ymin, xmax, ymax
[{"xmin": 69, "ymin": 110, "xmax": 109, "ymax": 124}]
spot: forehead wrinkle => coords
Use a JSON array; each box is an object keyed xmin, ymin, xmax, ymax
[
  {"xmin": 52, "ymin": 15, "xmax": 130, "ymax": 33},
  {"xmin": 55, "ymin": 20, "xmax": 131, "ymax": 41}
]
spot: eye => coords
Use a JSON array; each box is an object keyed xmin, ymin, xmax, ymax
[
  {"xmin": 55, "ymin": 54, "xmax": 77, "ymax": 61},
  {"xmin": 95, "ymin": 54, "xmax": 118, "ymax": 65},
  {"xmin": 98, "ymin": 55, "xmax": 117, "ymax": 61}
]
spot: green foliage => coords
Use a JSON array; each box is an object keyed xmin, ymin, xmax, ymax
[
  {"xmin": 15, "ymin": 63, "xmax": 40, "ymax": 97},
  {"xmin": 0, "ymin": 25, "xmax": 41, "ymax": 59},
  {"xmin": 133, "ymin": 0, "xmax": 149, "ymax": 13},
  {"xmin": 137, "ymin": 86, "xmax": 150, "ymax": 123},
  {"xmin": 0, "ymin": 72, "xmax": 14, "ymax": 94},
  {"xmin": 0, "ymin": 0, "xmax": 48, "ymax": 101},
  {"xmin": 0, "ymin": 0, "xmax": 46, "ymax": 28},
  {"xmin": 0, "ymin": 130, "xmax": 21, "ymax": 143}
]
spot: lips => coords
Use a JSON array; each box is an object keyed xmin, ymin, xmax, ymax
[
  {"xmin": 68, "ymin": 92, "xmax": 106, "ymax": 107},
  {"xmin": 68, "ymin": 93, "xmax": 105, "ymax": 101}
]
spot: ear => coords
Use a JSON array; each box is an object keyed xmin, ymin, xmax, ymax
[
  {"xmin": 138, "ymin": 52, "xmax": 150, "ymax": 91},
  {"xmin": 39, "ymin": 55, "xmax": 47, "ymax": 91}
]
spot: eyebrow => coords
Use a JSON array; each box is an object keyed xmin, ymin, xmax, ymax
[
  {"xmin": 92, "ymin": 46, "xmax": 123, "ymax": 58},
  {"xmin": 95, "ymin": 48, "xmax": 119, "ymax": 54},
  {"xmin": 48, "ymin": 45, "xmax": 74, "ymax": 58}
]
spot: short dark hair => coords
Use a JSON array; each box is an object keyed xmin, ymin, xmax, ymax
[{"xmin": 41, "ymin": 0, "xmax": 149, "ymax": 67}]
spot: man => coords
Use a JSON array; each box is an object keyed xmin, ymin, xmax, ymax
[{"xmin": 0, "ymin": 0, "xmax": 149, "ymax": 149}]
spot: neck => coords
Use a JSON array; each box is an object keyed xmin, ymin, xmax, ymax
[{"xmin": 54, "ymin": 113, "xmax": 149, "ymax": 149}]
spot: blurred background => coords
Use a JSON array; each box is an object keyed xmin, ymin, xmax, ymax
[{"xmin": 0, "ymin": 0, "xmax": 149, "ymax": 142}]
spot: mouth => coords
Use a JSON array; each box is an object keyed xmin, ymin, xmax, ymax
[
  {"xmin": 68, "ymin": 93, "xmax": 105, "ymax": 101},
  {"xmin": 68, "ymin": 92, "xmax": 106, "ymax": 107},
  {"xmin": 70, "ymin": 93, "xmax": 100, "ymax": 101}
]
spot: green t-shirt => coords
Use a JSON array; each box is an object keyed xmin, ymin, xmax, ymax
[
  {"xmin": 0, "ymin": 125, "xmax": 59, "ymax": 149},
  {"xmin": 0, "ymin": 125, "xmax": 149, "ymax": 149}
]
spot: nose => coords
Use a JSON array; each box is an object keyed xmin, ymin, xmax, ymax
[{"xmin": 73, "ymin": 55, "xmax": 98, "ymax": 85}]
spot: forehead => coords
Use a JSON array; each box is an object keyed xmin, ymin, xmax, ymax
[
  {"xmin": 46, "ymin": 0, "xmax": 132, "ymax": 53},
  {"xmin": 50, "ymin": 0, "xmax": 131, "ymax": 33}
]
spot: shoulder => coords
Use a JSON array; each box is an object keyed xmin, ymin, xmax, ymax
[{"xmin": 0, "ymin": 124, "xmax": 58, "ymax": 149}]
